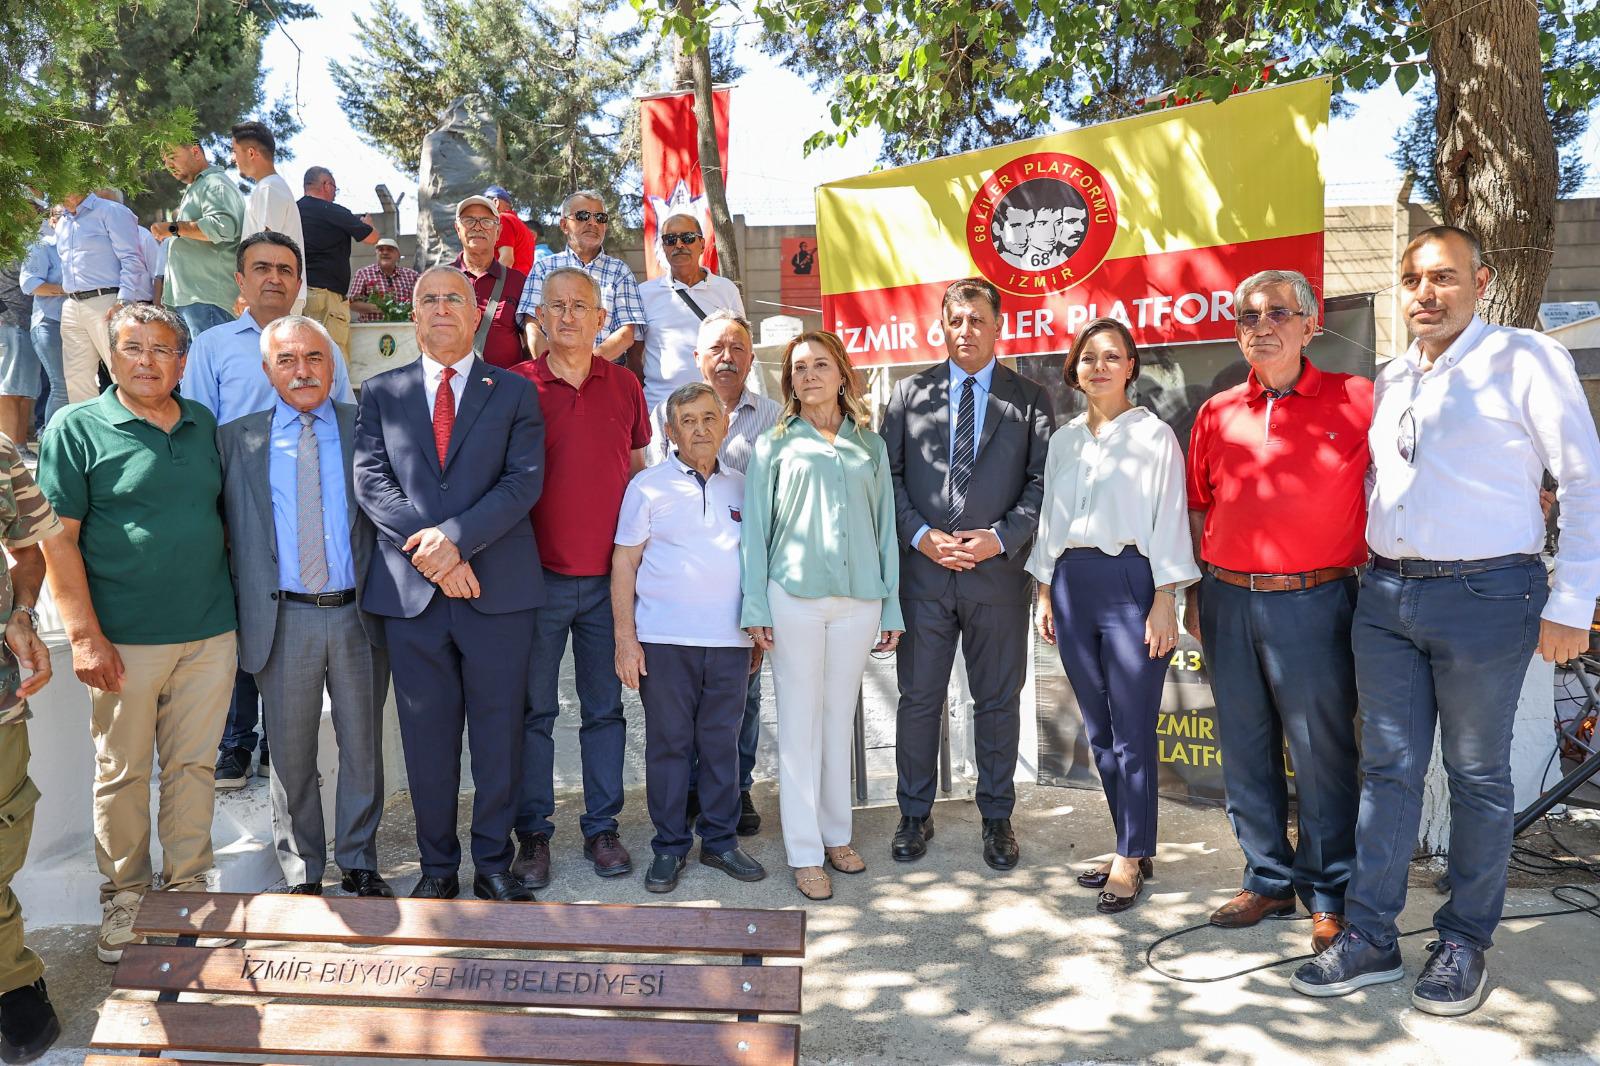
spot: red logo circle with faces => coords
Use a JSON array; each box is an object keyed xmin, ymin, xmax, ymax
[{"xmin": 966, "ymin": 153, "xmax": 1118, "ymax": 297}]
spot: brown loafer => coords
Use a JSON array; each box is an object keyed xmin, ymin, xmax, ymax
[
  {"xmin": 1209, "ymin": 890, "xmax": 1296, "ymax": 928},
  {"xmin": 1311, "ymin": 911, "xmax": 1346, "ymax": 953},
  {"xmin": 795, "ymin": 866, "xmax": 832, "ymax": 901},
  {"xmin": 824, "ymin": 845, "xmax": 866, "ymax": 874}
]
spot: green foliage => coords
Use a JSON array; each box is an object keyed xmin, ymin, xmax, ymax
[
  {"xmin": 368, "ymin": 291, "xmax": 415, "ymax": 323},
  {"xmin": 331, "ymin": 0, "xmax": 650, "ymax": 226}
]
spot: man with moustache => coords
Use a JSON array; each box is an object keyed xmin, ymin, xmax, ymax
[
  {"xmin": 637, "ymin": 212, "xmax": 744, "ymax": 410},
  {"xmin": 354, "ymin": 267, "xmax": 545, "ymax": 902},
  {"xmin": 1292, "ymin": 227, "xmax": 1600, "ymax": 1015},
  {"xmin": 219, "ymin": 315, "xmax": 391, "ymax": 898},
  {"xmin": 449, "ymin": 196, "xmax": 528, "ymax": 368},
  {"xmin": 150, "ymin": 142, "xmax": 246, "ymax": 339},
  {"xmin": 231, "ymin": 121, "xmax": 307, "ymax": 313},
  {"xmin": 1185, "ymin": 269, "xmax": 1371, "ymax": 956},
  {"xmin": 514, "ymin": 190, "xmax": 645, "ymax": 365}
]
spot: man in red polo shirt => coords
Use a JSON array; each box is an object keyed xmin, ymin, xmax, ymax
[
  {"xmin": 1184, "ymin": 268, "xmax": 1372, "ymax": 956},
  {"xmin": 484, "ymin": 186, "xmax": 536, "ymax": 276},
  {"xmin": 508, "ymin": 266, "xmax": 651, "ymax": 888},
  {"xmin": 450, "ymin": 196, "xmax": 528, "ymax": 368}
]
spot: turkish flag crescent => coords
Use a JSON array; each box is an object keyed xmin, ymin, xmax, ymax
[{"xmin": 639, "ymin": 86, "xmax": 731, "ymax": 280}]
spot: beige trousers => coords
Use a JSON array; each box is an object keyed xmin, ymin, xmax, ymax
[
  {"xmin": 0, "ymin": 721, "xmax": 44, "ymax": 994},
  {"xmin": 59, "ymin": 293, "xmax": 117, "ymax": 404},
  {"xmin": 89, "ymin": 632, "xmax": 237, "ymax": 901},
  {"xmin": 304, "ymin": 287, "xmax": 351, "ymax": 352}
]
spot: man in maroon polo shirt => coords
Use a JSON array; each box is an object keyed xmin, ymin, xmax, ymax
[
  {"xmin": 507, "ymin": 266, "xmax": 651, "ymax": 887},
  {"xmin": 450, "ymin": 196, "xmax": 528, "ymax": 368},
  {"xmin": 1184, "ymin": 268, "xmax": 1373, "ymax": 956}
]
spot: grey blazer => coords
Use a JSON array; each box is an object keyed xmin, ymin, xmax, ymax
[
  {"xmin": 219, "ymin": 402, "xmax": 384, "ymax": 675},
  {"xmin": 881, "ymin": 359, "xmax": 1054, "ymax": 606}
]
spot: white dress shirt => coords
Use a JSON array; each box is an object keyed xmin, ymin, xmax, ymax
[
  {"xmin": 421, "ymin": 352, "xmax": 475, "ymax": 416},
  {"xmin": 1026, "ymin": 406, "xmax": 1200, "ymax": 590},
  {"xmin": 1366, "ymin": 316, "xmax": 1600, "ymax": 629},
  {"xmin": 638, "ymin": 270, "xmax": 744, "ymax": 410}
]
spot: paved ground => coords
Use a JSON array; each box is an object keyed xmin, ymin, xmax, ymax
[{"xmin": 25, "ymin": 782, "xmax": 1600, "ymax": 1066}]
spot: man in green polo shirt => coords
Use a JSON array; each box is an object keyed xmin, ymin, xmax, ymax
[
  {"xmin": 150, "ymin": 142, "xmax": 245, "ymax": 341},
  {"xmin": 37, "ymin": 303, "xmax": 237, "ymax": 966}
]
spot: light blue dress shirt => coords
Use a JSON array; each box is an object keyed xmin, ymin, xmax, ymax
[
  {"xmin": 54, "ymin": 193, "xmax": 150, "ymax": 302},
  {"xmin": 912, "ymin": 357, "xmax": 1003, "ymax": 549},
  {"xmin": 181, "ymin": 310, "xmax": 355, "ymax": 425},
  {"xmin": 19, "ymin": 236, "xmax": 64, "ymax": 325},
  {"xmin": 269, "ymin": 397, "xmax": 356, "ymax": 592}
]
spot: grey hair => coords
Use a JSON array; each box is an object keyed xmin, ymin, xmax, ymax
[
  {"xmin": 660, "ymin": 212, "xmax": 700, "ymax": 232},
  {"xmin": 303, "ymin": 165, "xmax": 333, "ymax": 188},
  {"xmin": 561, "ymin": 189, "xmax": 608, "ymax": 216},
  {"xmin": 664, "ymin": 382, "xmax": 721, "ymax": 427},
  {"xmin": 1233, "ymin": 269, "xmax": 1319, "ymax": 328},
  {"xmin": 697, "ymin": 308, "xmax": 751, "ymax": 344},
  {"xmin": 107, "ymin": 302, "xmax": 189, "ymax": 356},
  {"xmin": 414, "ymin": 264, "xmax": 475, "ymax": 299},
  {"xmin": 540, "ymin": 266, "xmax": 602, "ymax": 306},
  {"xmin": 94, "ymin": 187, "xmax": 125, "ymax": 204},
  {"xmin": 258, "ymin": 315, "xmax": 335, "ymax": 360}
]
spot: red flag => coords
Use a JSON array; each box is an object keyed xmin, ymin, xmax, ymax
[{"xmin": 639, "ymin": 87, "xmax": 731, "ymax": 280}]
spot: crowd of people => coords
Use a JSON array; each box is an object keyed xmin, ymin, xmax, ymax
[{"xmin": 0, "ymin": 125, "xmax": 1598, "ymax": 1060}]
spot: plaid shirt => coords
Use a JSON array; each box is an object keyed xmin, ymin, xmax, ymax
[
  {"xmin": 348, "ymin": 264, "xmax": 420, "ymax": 322},
  {"xmin": 0, "ymin": 439, "xmax": 61, "ymax": 726},
  {"xmin": 514, "ymin": 249, "xmax": 647, "ymax": 349}
]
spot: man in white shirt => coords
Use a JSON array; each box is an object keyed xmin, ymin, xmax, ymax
[
  {"xmin": 232, "ymin": 121, "xmax": 307, "ymax": 313},
  {"xmin": 1292, "ymin": 226, "xmax": 1600, "ymax": 1017},
  {"xmin": 636, "ymin": 213, "xmax": 744, "ymax": 410}
]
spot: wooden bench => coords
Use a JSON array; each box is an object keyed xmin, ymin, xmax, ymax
[{"xmin": 86, "ymin": 890, "xmax": 805, "ymax": 1065}]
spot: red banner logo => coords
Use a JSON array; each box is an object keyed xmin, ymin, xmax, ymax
[{"xmin": 966, "ymin": 153, "xmax": 1118, "ymax": 298}]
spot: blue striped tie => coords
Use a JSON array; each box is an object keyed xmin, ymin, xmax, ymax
[
  {"xmin": 297, "ymin": 413, "xmax": 329, "ymax": 594},
  {"xmin": 948, "ymin": 377, "xmax": 976, "ymax": 529}
]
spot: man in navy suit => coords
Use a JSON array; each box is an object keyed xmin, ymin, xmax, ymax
[{"xmin": 354, "ymin": 266, "xmax": 545, "ymax": 902}]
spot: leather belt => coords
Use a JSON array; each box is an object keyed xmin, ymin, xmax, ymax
[
  {"xmin": 1369, "ymin": 553, "xmax": 1540, "ymax": 579},
  {"xmin": 280, "ymin": 589, "xmax": 357, "ymax": 607},
  {"xmin": 1207, "ymin": 565, "xmax": 1358, "ymax": 592},
  {"xmin": 66, "ymin": 287, "xmax": 119, "ymax": 301}
]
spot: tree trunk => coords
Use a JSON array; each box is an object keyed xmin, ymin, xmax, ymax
[
  {"xmin": 675, "ymin": 0, "xmax": 740, "ymax": 286},
  {"xmin": 1424, "ymin": 0, "xmax": 1556, "ymax": 328}
]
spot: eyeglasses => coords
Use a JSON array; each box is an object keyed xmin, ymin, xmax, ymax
[
  {"xmin": 1237, "ymin": 309, "xmax": 1309, "ymax": 330},
  {"xmin": 662, "ymin": 232, "xmax": 702, "ymax": 247},
  {"xmin": 459, "ymin": 216, "xmax": 497, "ymax": 230},
  {"xmin": 115, "ymin": 344, "xmax": 180, "ymax": 362},
  {"xmin": 566, "ymin": 210, "xmax": 610, "ymax": 225},
  {"xmin": 1397, "ymin": 407, "xmax": 1417, "ymax": 464},
  {"xmin": 418, "ymin": 293, "xmax": 468, "ymax": 308},
  {"xmin": 542, "ymin": 302, "xmax": 596, "ymax": 319}
]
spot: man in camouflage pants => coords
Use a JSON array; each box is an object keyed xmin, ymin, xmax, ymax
[{"xmin": 0, "ymin": 437, "xmax": 63, "ymax": 1064}]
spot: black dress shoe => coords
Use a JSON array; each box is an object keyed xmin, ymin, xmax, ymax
[
  {"xmin": 891, "ymin": 815, "xmax": 933, "ymax": 862},
  {"xmin": 473, "ymin": 871, "xmax": 534, "ymax": 902},
  {"xmin": 410, "ymin": 873, "xmax": 460, "ymax": 899},
  {"xmin": 981, "ymin": 817, "xmax": 1019, "ymax": 871},
  {"xmin": 287, "ymin": 882, "xmax": 323, "ymax": 895},
  {"xmin": 645, "ymin": 853, "xmax": 686, "ymax": 894},
  {"xmin": 736, "ymin": 790, "xmax": 761, "ymax": 836},
  {"xmin": 340, "ymin": 869, "xmax": 395, "ymax": 898},
  {"xmin": 1097, "ymin": 869, "xmax": 1145, "ymax": 914},
  {"xmin": 0, "ymin": 978, "xmax": 62, "ymax": 1065},
  {"xmin": 700, "ymin": 845, "xmax": 767, "ymax": 882},
  {"xmin": 1076, "ymin": 857, "xmax": 1153, "ymax": 889}
]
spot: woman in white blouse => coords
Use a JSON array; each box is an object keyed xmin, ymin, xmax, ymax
[{"xmin": 1029, "ymin": 318, "xmax": 1200, "ymax": 914}]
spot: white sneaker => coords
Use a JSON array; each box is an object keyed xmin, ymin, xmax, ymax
[{"xmin": 97, "ymin": 891, "xmax": 146, "ymax": 963}]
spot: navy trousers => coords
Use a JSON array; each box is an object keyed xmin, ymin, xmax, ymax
[
  {"xmin": 1198, "ymin": 572, "xmax": 1361, "ymax": 913},
  {"xmin": 219, "ymin": 667, "xmax": 265, "ymax": 756},
  {"xmin": 1050, "ymin": 547, "xmax": 1168, "ymax": 858},
  {"xmin": 1345, "ymin": 559, "xmax": 1547, "ymax": 950},
  {"xmin": 640, "ymin": 643, "xmax": 749, "ymax": 856},
  {"xmin": 385, "ymin": 595, "xmax": 534, "ymax": 877},
  {"xmin": 690, "ymin": 669, "xmax": 762, "ymax": 794}
]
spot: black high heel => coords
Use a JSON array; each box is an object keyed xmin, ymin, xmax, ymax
[{"xmin": 1077, "ymin": 856, "xmax": 1153, "ymax": 889}]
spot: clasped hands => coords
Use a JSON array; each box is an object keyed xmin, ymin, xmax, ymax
[
  {"xmin": 919, "ymin": 528, "xmax": 1002, "ymax": 572},
  {"xmin": 405, "ymin": 527, "xmax": 479, "ymax": 599}
]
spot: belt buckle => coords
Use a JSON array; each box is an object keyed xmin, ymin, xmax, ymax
[
  {"xmin": 1248, "ymin": 572, "xmax": 1262, "ymax": 592},
  {"xmin": 314, "ymin": 592, "xmax": 342, "ymax": 608}
]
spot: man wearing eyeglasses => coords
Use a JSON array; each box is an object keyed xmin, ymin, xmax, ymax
[
  {"xmin": 36, "ymin": 303, "xmax": 238, "ymax": 964},
  {"xmin": 514, "ymin": 190, "xmax": 645, "ymax": 368},
  {"xmin": 1292, "ymin": 226, "xmax": 1600, "ymax": 1017},
  {"xmin": 1184, "ymin": 269, "xmax": 1373, "ymax": 957},
  {"xmin": 637, "ymin": 213, "xmax": 745, "ymax": 411},
  {"xmin": 448, "ymin": 197, "xmax": 529, "ymax": 368}
]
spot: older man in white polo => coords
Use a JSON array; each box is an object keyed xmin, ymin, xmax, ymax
[{"xmin": 637, "ymin": 213, "xmax": 744, "ymax": 410}]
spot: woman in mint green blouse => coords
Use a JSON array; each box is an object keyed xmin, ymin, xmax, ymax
[{"xmin": 740, "ymin": 331, "xmax": 902, "ymax": 902}]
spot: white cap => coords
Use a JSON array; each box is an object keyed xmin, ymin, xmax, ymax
[
  {"xmin": 455, "ymin": 195, "xmax": 497, "ymax": 220},
  {"xmin": 375, "ymin": 237, "xmax": 399, "ymax": 250}
]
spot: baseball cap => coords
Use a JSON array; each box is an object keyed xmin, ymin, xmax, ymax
[
  {"xmin": 455, "ymin": 195, "xmax": 497, "ymax": 219},
  {"xmin": 375, "ymin": 237, "xmax": 399, "ymax": 250},
  {"xmin": 483, "ymin": 185, "xmax": 513, "ymax": 203}
]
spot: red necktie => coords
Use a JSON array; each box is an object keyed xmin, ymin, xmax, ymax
[{"xmin": 433, "ymin": 366, "xmax": 455, "ymax": 468}]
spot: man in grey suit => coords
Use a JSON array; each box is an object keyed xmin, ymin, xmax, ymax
[
  {"xmin": 881, "ymin": 277, "xmax": 1053, "ymax": 871},
  {"xmin": 218, "ymin": 314, "xmax": 393, "ymax": 897}
]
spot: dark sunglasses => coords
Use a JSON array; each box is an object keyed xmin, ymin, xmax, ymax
[
  {"xmin": 567, "ymin": 209, "xmax": 610, "ymax": 224},
  {"xmin": 661, "ymin": 232, "xmax": 702, "ymax": 247},
  {"xmin": 1237, "ymin": 308, "xmax": 1309, "ymax": 330}
]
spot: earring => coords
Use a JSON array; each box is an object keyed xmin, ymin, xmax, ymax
[{"xmin": 838, "ymin": 386, "xmax": 844, "ymax": 396}]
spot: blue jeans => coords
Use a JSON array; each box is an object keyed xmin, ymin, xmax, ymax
[
  {"xmin": 175, "ymin": 302, "xmax": 233, "ymax": 341},
  {"xmin": 29, "ymin": 320, "xmax": 65, "ymax": 428},
  {"xmin": 219, "ymin": 668, "xmax": 265, "ymax": 756},
  {"xmin": 690, "ymin": 668, "xmax": 761, "ymax": 793},
  {"xmin": 518, "ymin": 571, "xmax": 626, "ymax": 840},
  {"xmin": 1198, "ymin": 573, "xmax": 1361, "ymax": 913},
  {"xmin": 1344, "ymin": 559, "xmax": 1547, "ymax": 951}
]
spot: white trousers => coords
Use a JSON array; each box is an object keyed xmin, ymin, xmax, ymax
[
  {"xmin": 767, "ymin": 582, "xmax": 881, "ymax": 868},
  {"xmin": 59, "ymin": 293, "xmax": 117, "ymax": 404}
]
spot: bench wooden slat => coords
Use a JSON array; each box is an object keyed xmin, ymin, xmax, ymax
[
  {"xmin": 114, "ymin": 945, "xmax": 802, "ymax": 1014},
  {"xmin": 92, "ymin": 998, "xmax": 800, "ymax": 1066},
  {"xmin": 135, "ymin": 893, "xmax": 805, "ymax": 958}
]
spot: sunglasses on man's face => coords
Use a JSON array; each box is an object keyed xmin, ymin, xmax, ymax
[
  {"xmin": 662, "ymin": 232, "xmax": 702, "ymax": 247},
  {"xmin": 567, "ymin": 210, "xmax": 610, "ymax": 225}
]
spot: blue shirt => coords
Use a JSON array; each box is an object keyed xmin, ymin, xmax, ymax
[
  {"xmin": 269, "ymin": 397, "xmax": 355, "ymax": 593},
  {"xmin": 911, "ymin": 358, "xmax": 1002, "ymax": 549},
  {"xmin": 19, "ymin": 236, "xmax": 64, "ymax": 325},
  {"xmin": 181, "ymin": 310, "xmax": 355, "ymax": 425},
  {"xmin": 54, "ymin": 193, "xmax": 150, "ymax": 302}
]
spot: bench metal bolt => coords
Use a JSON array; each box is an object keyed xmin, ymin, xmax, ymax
[
  {"xmin": 738, "ymin": 1041, "xmax": 749, "ymax": 1052},
  {"xmin": 160, "ymin": 963, "xmax": 171, "ymax": 973},
  {"xmin": 746, "ymin": 923, "xmax": 756, "ymax": 934},
  {"xmin": 141, "ymin": 1018, "xmax": 150, "ymax": 1027},
  {"xmin": 178, "ymin": 907, "xmax": 189, "ymax": 917},
  {"xmin": 742, "ymin": 981, "xmax": 751, "ymax": 992}
]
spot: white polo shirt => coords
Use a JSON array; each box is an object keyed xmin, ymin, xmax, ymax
[
  {"xmin": 638, "ymin": 270, "xmax": 744, "ymax": 410},
  {"xmin": 615, "ymin": 453, "xmax": 750, "ymax": 647}
]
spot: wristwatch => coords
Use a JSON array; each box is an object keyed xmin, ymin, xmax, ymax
[
  {"xmin": 168, "ymin": 222, "xmax": 179, "ymax": 236},
  {"xmin": 10, "ymin": 605, "xmax": 38, "ymax": 629}
]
